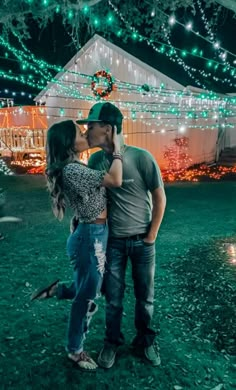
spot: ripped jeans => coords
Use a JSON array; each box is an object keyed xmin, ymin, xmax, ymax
[{"xmin": 65, "ymin": 222, "xmax": 108, "ymax": 353}]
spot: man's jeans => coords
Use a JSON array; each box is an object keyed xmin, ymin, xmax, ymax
[
  {"xmin": 65, "ymin": 222, "xmax": 108, "ymax": 353},
  {"xmin": 104, "ymin": 236, "xmax": 156, "ymax": 347}
]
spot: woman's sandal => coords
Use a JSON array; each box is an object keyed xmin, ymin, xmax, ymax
[
  {"xmin": 30, "ymin": 279, "xmax": 59, "ymax": 301},
  {"xmin": 68, "ymin": 351, "xmax": 98, "ymax": 371}
]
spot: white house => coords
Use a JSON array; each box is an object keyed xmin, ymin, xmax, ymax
[{"xmin": 35, "ymin": 34, "xmax": 234, "ymax": 170}]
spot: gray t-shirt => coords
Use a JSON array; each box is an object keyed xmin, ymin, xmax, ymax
[
  {"xmin": 63, "ymin": 162, "xmax": 106, "ymax": 223},
  {"xmin": 88, "ymin": 145, "xmax": 163, "ymax": 237}
]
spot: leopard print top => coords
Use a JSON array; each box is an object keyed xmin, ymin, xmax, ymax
[{"xmin": 63, "ymin": 162, "xmax": 107, "ymax": 223}]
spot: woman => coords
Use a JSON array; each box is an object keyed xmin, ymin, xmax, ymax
[{"xmin": 31, "ymin": 119, "xmax": 122, "ymax": 371}]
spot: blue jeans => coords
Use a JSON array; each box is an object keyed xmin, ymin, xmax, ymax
[
  {"xmin": 65, "ymin": 222, "xmax": 108, "ymax": 353},
  {"xmin": 104, "ymin": 236, "xmax": 156, "ymax": 347},
  {"xmin": 58, "ymin": 235, "xmax": 156, "ymax": 348}
]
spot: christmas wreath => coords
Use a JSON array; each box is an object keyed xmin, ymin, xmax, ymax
[{"xmin": 91, "ymin": 70, "xmax": 114, "ymax": 98}]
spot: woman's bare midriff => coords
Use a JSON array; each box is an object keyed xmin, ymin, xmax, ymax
[{"xmin": 97, "ymin": 208, "xmax": 107, "ymax": 220}]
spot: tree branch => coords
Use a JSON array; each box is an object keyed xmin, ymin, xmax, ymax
[
  {"xmin": 214, "ymin": 0, "xmax": 236, "ymax": 13},
  {"xmin": 82, "ymin": 0, "xmax": 104, "ymax": 5}
]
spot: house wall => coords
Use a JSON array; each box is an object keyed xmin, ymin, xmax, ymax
[{"xmin": 225, "ymin": 124, "xmax": 236, "ymax": 148}]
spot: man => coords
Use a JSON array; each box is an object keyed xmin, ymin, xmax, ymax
[
  {"xmin": 31, "ymin": 102, "xmax": 166, "ymax": 368},
  {"xmin": 79, "ymin": 102, "xmax": 166, "ymax": 368}
]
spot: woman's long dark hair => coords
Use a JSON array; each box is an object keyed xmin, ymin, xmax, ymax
[{"xmin": 46, "ymin": 120, "xmax": 76, "ymax": 220}]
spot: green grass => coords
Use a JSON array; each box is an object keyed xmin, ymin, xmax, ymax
[{"xmin": 0, "ymin": 176, "xmax": 236, "ymax": 390}]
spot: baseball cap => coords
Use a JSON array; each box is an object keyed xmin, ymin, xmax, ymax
[{"xmin": 76, "ymin": 102, "xmax": 123, "ymax": 131}]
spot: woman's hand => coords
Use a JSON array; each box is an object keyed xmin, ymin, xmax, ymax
[{"xmin": 112, "ymin": 126, "xmax": 121, "ymax": 154}]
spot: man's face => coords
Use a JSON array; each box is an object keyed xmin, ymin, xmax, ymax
[{"xmin": 87, "ymin": 122, "xmax": 113, "ymax": 149}]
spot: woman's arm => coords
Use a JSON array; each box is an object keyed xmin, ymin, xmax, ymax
[{"xmin": 101, "ymin": 127, "xmax": 123, "ymax": 188}]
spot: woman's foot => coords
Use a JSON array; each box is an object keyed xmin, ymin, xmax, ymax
[
  {"xmin": 68, "ymin": 351, "xmax": 98, "ymax": 371},
  {"xmin": 30, "ymin": 279, "xmax": 59, "ymax": 301}
]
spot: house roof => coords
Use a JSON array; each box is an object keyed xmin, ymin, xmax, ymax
[{"xmin": 35, "ymin": 34, "xmax": 185, "ymax": 102}]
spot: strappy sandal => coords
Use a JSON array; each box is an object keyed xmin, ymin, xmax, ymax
[
  {"xmin": 68, "ymin": 351, "xmax": 98, "ymax": 371},
  {"xmin": 30, "ymin": 279, "xmax": 59, "ymax": 301}
]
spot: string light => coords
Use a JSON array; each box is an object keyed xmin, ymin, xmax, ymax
[
  {"xmin": 185, "ymin": 22, "xmax": 193, "ymax": 31},
  {"xmin": 0, "ymin": 159, "xmax": 14, "ymax": 175},
  {"xmin": 108, "ymin": 1, "xmax": 236, "ymax": 89},
  {"xmin": 169, "ymin": 16, "xmax": 176, "ymax": 25}
]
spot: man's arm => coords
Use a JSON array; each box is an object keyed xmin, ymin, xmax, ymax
[{"xmin": 144, "ymin": 186, "xmax": 166, "ymax": 243}]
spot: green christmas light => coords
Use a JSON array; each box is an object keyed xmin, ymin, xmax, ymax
[
  {"xmin": 107, "ymin": 14, "xmax": 114, "ymax": 24},
  {"xmin": 107, "ymin": 3, "xmax": 236, "ymax": 89},
  {"xmin": 68, "ymin": 10, "xmax": 73, "ymax": 19},
  {"xmin": 83, "ymin": 5, "xmax": 89, "ymax": 14}
]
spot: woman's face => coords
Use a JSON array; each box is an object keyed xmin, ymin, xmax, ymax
[{"xmin": 74, "ymin": 124, "xmax": 89, "ymax": 153}]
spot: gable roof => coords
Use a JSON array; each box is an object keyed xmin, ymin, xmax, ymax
[{"xmin": 35, "ymin": 34, "xmax": 184, "ymax": 102}]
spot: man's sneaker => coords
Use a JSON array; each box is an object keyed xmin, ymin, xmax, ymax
[
  {"xmin": 144, "ymin": 342, "xmax": 161, "ymax": 366},
  {"xmin": 97, "ymin": 344, "xmax": 118, "ymax": 368}
]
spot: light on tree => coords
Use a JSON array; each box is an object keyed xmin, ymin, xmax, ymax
[
  {"xmin": 83, "ymin": 5, "xmax": 89, "ymax": 13},
  {"xmin": 107, "ymin": 14, "xmax": 113, "ymax": 24},
  {"xmin": 68, "ymin": 10, "xmax": 73, "ymax": 19},
  {"xmin": 185, "ymin": 22, "xmax": 193, "ymax": 30},
  {"xmin": 169, "ymin": 16, "xmax": 176, "ymax": 26},
  {"xmin": 213, "ymin": 41, "xmax": 220, "ymax": 49}
]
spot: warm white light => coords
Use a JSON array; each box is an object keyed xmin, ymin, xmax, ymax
[
  {"xmin": 169, "ymin": 16, "xmax": 176, "ymax": 25},
  {"xmin": 161, "ymin": 129, "xmax": 165, "ymax": 133},
  {"xmin": 213, "ymin": 41, "xmax": 220, "ymax": 49},
  {"xmin": 179, "ymin": 125, "xmax": 186, "ymax": 133},
  {"xmin": 220, "ymin": 52, "xmax": 227, "ymax": 61},
  {"xmin": 186, "ymin": 22, "xmax": 192, "ymax": 30},
  {"xmin": 151, "ymin": 129, "xmax": 155, "ymax": 133}
]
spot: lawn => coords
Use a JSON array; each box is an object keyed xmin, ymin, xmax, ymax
[{"xmin": 0, "ymin": 175, "xmax": 236, "ymax": 390}]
